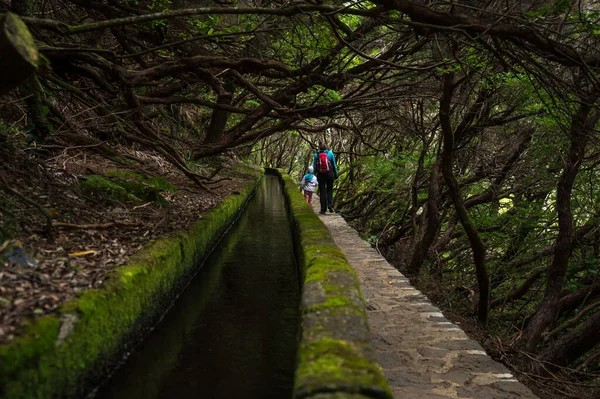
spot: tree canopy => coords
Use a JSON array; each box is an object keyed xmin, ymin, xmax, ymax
[{"xmin": 3, "ymin": 0, "xmax": 600, "ymax": 396}]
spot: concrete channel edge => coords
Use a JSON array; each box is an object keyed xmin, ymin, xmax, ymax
[
  {"xmin": 273, "ymin": 169, "xmax": 392, "ymax": 399},
  {"xmin": 0, "ymin": 170, "xmax": 264, "ymax": 399}
]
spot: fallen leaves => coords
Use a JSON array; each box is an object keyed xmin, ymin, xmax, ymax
[
  {"xmin": 0, "ymin": 153, "xmax": 253, "ymax": 344},
  {"xmin": 54, "ymin": 222, "xmax": 115, "ymax": 229},
  {"xmin": 0, "ymin": 240, "xmax": 11, "ymax": 253},
  {"xmin": 68, "ymin": 250, "xmax": 98, "ymax": 257}
]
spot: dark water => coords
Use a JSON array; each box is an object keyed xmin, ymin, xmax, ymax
[{"xmin": 94, "ymin": 175, "xmax": 300, "ymax": 399}]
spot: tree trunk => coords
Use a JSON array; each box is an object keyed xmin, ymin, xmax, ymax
[
  {"xmin": 558, "ymin": 281, "xmax": 600, "ymax": 317},
  {"xmin": 408, "ymin": 158, "xmax": 441, "ymax": 275},
  {"xmin": 538, "ymin": 308, "xmax": 600, "ymax": 368},
  {"xmin": 11, "ymin": 0, "xmax": 50, "ymax": 142},
  {"xmin": 203, "ymin": 81, "xmax": 235, "ymax": 144},
  {"xmin": 439, "ymin": 72, "xmax": 490, "ymax": 325},
  {"xmin": 521, "ymin": 98, "xmax": 597, "ymax": 352},
  {"xmin": 0, "ymin": 13, "xmax": 39, "ymax": 95}
]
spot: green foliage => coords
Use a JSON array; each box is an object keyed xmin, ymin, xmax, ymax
[
  {"xmin": 298, "ymin": 85, "xmax": 342, "ymax": 105},
  {"xmin": 435, "ymin": 58, "xmax": 463, "ymax": 74},
  {"xmin": 243, "ymin": 99, "xmax": 260, "ymax": 108},
  {"xmin": 270, "ymin": 15, "xmax": 336, "ymax": 67},
  {"xmin": 577, "ymin": 10, "xmax": 600, "ymax": 36},
  {"xmin": 524, "ymin": 0, "xmax": 575, "ymax": 18},
  {"xmin": 338, "ymin": 14, "xmax": 362, "ymax": 30},
  {"xmin": 186, "ymin": 14, "xmax": 221, "ymax": 35},
  {"xmin": 356, "ymin": 153, "xmax": 421, "ymax": 194},
  {"xmin": 0, "ymin": 121, "xmax": 19, "ymax": 139},
  {"xmin": 360, "ymin": 233, "xmax": 378, "ymax": 246},
  {"xmin": 147, "ymin": 0, "xmax": 171, "ymax": 28}
]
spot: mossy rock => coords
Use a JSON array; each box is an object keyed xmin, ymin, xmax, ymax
[
  {"xmin": 295, "ymin": 339, "xmax": 392, "ymax": 399},
  {"xmin": 105, "ymin": 171, "xmax": 176, "ymax": 192},
  {"xmin": 79, "ymin": 175, "xmax": 142, "ymax": 204},
  {"xmin": 79, "ymin": 172, "xmax": 175, "ymax": 205},
  {"xmin": 0, "ymin": 13, "xmax": 39, "ymax": 96}
]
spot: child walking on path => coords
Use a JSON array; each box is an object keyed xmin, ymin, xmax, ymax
[{"xmin": 300, "ymin": 166, "xmax": 318, "ymax": 205}]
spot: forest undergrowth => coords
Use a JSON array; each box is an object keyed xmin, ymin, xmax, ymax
[
  {"xmin": 0, "ymin": 128, "xmax": 253, "ymax": 344},
  {"xmin": 416, "ymin": 272, "xmax": 600, "ymax": 399}
]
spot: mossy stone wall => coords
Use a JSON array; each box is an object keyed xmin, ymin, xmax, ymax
[
  {"xmin": 0, "ymin": 172, "xmax": 262, "ymax": 399},
  {"xmin": 271, "ymin": 169, "xmax": 392, "ymax": 399}
]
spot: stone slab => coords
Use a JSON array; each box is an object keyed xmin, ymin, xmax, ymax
[{"xmin": 314, "ymin": 200, "xmax": 537, "ymax": 399}]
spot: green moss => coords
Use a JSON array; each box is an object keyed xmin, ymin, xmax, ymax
[
  {"xmin": 306, "ymin": 295, "xmax": 355, "ymax": 311},
  {"xmin": 297, "ymin": 339, "xmax": 381, "ymax": 382},
  {"xmin": 79, "ymin": 172, "xmax": 177, "ymax": 206},
  {"xmin": 295, "ymin": 339, "xmax": 392, "ymax": 399},
  {"xmin": 305, "ymin": 295, "xmax": 366, "ymax": 320},
  {"xmin": 321, "ymin": 283, "xmax": 351, "ymax": 294},
  {"xmin": 306, "ymin": 260, "xmax": 355, "ymax": 283},
  {"xmin": 106, "ymin": 171, "xmax": 176, "ymax": 192},
  {"xmin": 4, "ymin": 167, "xmax": 385, "ymax": 398},
  {"xmin": 271, "ymin": 168, "xmax": 392, "ymax": 399},
  {"xmin": 79, "ymin": 174, "xmax": 142, "ymax": 204},
  {"xmin": 4, "ymin": 13, "xmax": 39, "ymax": 68},
  {"xmin": 0, "ymin": 171, "xmax": 262, "ymax": 398},
  {"xmin": 304, "ymin": 296, "xmax": 365, "ymax": 319}
]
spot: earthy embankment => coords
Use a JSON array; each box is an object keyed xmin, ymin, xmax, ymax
[{"xmin": 0, "ymin": 170, "xmax": 262, "ymax": 398}]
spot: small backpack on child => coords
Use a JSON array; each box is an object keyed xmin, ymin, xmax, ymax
[{"xmin": 302, "ymin": 175, "xmax": 311, "ymax": 188}]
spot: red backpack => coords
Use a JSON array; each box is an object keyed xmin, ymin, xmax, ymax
[{"xmin": 318, "ymin": 151, "xmax": 330, "ymax": 173}]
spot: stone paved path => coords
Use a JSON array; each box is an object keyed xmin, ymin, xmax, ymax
[{"xmin": 313, "ymin": 200, "xmax": 537, "ymax": 399}]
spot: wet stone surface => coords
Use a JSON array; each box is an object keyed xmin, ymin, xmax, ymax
[{"xmin": 314, "ymin": 200, "xmax": 538, "ymax": 399}]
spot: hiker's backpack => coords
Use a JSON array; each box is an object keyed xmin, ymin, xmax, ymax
[{"xmin": 318, "ymin": 151, "xmax": 330, "ymax": 173}]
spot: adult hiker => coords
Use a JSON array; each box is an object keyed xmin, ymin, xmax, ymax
[{"xmin": 313, "ymin": 141, "xmax": 339, "ymax": 214}]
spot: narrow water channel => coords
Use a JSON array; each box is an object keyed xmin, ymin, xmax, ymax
[{"xmin": 94, "ymin": 175, "xmax": 300, "ymax": 399}]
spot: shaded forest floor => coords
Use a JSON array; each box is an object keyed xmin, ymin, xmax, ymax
[
  {"xmin": 412, "ymin": 275, "xmax": 600, "ymax": 399},
  {"xmin": 0, "ymin": 135, "xmax": 255, "ymax": 345}
]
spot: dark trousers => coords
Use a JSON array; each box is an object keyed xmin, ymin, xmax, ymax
[{"xmin": 317, "ymin": 172, "xmax": 334, "ymax": 212}]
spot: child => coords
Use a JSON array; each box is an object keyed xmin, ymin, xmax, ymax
[{"xmin": 300, "ymin": 166, "xmax": 318, "ymax": 205}]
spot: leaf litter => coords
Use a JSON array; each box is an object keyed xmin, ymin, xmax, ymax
[{"xmin": 0, "ymin": 145, "xmax": 255, "ymax": 344}]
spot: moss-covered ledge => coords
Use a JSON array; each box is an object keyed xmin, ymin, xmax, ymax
[
  {"xmin": 271, "ymin": 169, "xmax": 392, "ymax": 399},
  {"xmin": 0, "ymin": 171, "xmax": 263, "ymax": 399}
]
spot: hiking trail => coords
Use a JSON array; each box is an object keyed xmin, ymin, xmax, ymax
[{"xmin": 314, "ymin": 200, "xmax": 538, "ymax": 399}]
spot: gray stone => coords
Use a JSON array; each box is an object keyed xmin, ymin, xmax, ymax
[
  {"xmin": 313, "ymin": 199, "xmax": 538, "ymax": 399},
  {"xmin": 302, "ymin": 280, "xmax": 327, "ymax": 307}
]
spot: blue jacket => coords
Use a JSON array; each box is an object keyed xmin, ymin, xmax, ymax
[
  {"xmin": 313, "ymin": 149, "xmax": 338, "ymax": 178},
  {"xmin": 301, "ymin": 174, "xmax": 318, "ymax": 192}
]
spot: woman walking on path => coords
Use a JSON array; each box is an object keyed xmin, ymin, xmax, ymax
[{"xmin": 313, "ymin": 142, "xmax": 338, "ymax": 214}]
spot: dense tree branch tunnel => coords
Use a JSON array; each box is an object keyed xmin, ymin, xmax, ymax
[{"xmin": 2, "ymin": 0, "xmax": 600, "ymax": 397}]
